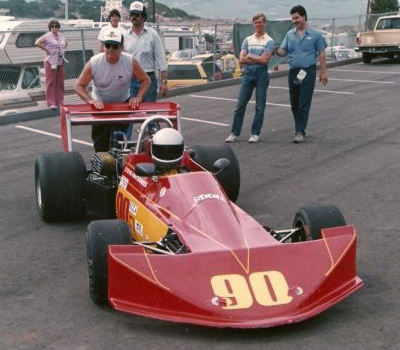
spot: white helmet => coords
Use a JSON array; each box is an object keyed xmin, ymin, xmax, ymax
[{"xmin": 151, "ymin": 128, "xmax": 184, "ymax": 170}]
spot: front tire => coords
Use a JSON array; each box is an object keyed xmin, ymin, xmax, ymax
[
  {"xmin": 293, "ymin": 205, "xmax": 346, "ymax": 241},
  {"xmin": 191, "ymin": 144, "xmax": 240, "ymax": 202},
  {"xmin": 35, "ymin": 152, "xmax": 87, "ymax": 222},
  {"xmin": 86, "ymin": 220, "xmax": 132, "ymax": 304}
]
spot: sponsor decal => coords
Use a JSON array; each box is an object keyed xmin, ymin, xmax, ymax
[
  {"xmin": 125, "ymin": 168, "xmax": 148, "ymax": 188},
  {"xmin": 129, "ymin": 201, "xmax": 138, "ymax": 216},
  {"xmin": 135, "ymin": 219, "xmax": 143, "ymax": 236},
  {"xmin": 194, "ymin": 193, "xmax": 223, "ymax": 203},
  {"xmin": 289, "ymin": 286, "xmax": 304, "ymax": 296},
  {"xmin": 211, "ymin": 297, "xmax": 228, "ymax": 307},
  {"xmin": 160, "ymin": 187, "xmax": 166, "ymax": 197},
  {"xmin": 120, "ymin": 176, "xmax": 128, "ymax": 190}
]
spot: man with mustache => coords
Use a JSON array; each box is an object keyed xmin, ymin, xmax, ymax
[{"xmin": 275, "ymin": 5, "xmax": 328, "ymax": 143}]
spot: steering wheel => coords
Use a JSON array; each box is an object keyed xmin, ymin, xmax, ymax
[{"xmin": 135, "ymin": 115, "xmax": 174, "ymax": 154}]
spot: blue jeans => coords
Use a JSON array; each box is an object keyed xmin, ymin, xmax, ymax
[
  {"xmin": 231, "ymin": 67, "xmax": 270, "ymax": 136},
  {"xmin": 126, "ymin": 72, "xmax": 158, "ymax": 139},
  {"xmin": 130, "ymin": 72, "xmax": 158, "ymax": 101},
  {"xmin": 288, "ymin": 65, "xmax": 316, "ymax": 134}
]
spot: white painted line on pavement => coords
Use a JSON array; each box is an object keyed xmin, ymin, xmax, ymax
[
  {"xmin": 15, "ymin": 125, "xmax": 93, "ymax": 147},
  {"xmin": 330, "ymin": 68, "xmax": 400, "ymax": 74},
  {"xmin": 269, "ymin": 86, "xmax": 355, "ymax": 95},
  {"xmin": 189, "ymin": 94, "xmax": 291, "ymax": 107},
  {"xmin": 328, "ymin": 78, "xmax": 395, "ymax": 84},
  {"xmin": 181, "ymin": 117, "xmax": 229, "ymax": 126}
]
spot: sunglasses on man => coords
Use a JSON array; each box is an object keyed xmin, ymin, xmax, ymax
[
  {"xmin": 51, "ymin": 25, "xmax": 59, "ymax": 28},
  {"xmin": 104, "ymin": 43, "xmax": 120, "ymax": 50}
]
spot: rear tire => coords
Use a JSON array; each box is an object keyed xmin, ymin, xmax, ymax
[
  {"xmin": 35, "ymin": 152, "xmax": 87, "ymax": 222},
  {"xmin": 86, "ymin": 220, "xmax": 132, "ymax": 304},
  {"xmin": 362, "ymin": 53, "xmax": 372, "ymax": 63},
  {"xmin": 292, "ymin": 205, "xmax": 346, "ymax": 241},
  {"xmin": 191, "ymin": 144, "xmax": 240, "ymax": 202}
]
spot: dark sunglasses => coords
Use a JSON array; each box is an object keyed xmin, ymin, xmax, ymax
[
  {"xmin": 104, "ymin": 43, "xmax": 120, "ymax": 50},
  {"xmin": 51, "ymin": 25, "xmax": 59, "ymax": 28}
]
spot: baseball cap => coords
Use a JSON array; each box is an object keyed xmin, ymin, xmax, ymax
[
  {"xmin": 130, "ymin": 1, "xmax": 145, "ymax": 14},
  {"xmin": 103, "ymin": 28, "xmax": 123, "ymax": 45}
]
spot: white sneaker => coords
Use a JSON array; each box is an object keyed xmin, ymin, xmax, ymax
[
  {"xmin": 293, "ymin": 132, "xmax": 305, "ymax": 143},
  {"xmin": 225, "ymin": 134, "xmax": 238, "ymax": 143},
  {"xmin": 248, "ymin": 135, "xmax": 259, "ymax": 143}
]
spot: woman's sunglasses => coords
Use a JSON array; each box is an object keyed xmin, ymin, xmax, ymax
[
  {"xmin": 105, "ymin": 43, "xmax": 120, "ymax": 50},
  {"xmin": 51, "ymin": 25, "xmax": 59, "ymax": 28}
]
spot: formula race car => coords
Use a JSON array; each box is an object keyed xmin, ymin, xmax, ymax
[{"xmin": 34, "ymin": 102, "xmax": 363, "ymax": 328}]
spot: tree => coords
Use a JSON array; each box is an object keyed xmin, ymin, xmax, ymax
[{"xmin": 370, "ymin": 0, "xmax": 399, "ymax": 13}]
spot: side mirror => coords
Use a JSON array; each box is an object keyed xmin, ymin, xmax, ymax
[
  {"xmin": 135, "ymin": 163, "xmax": 156, "ymax": 177},
  {"xmin": 211, "ymin": 158, "xmax": 230, "ymax": 175}
]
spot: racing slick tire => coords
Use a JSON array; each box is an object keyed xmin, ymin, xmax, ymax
[
  {"xmin": 191, "ymin": 144, "xmax": 240, "ymax": 202},
  {"xmin": 293, "ymin": 205, "xmax": 346, "ymax": 241},
  {"xmin": 86, "ymin": 220, "xmax": 132, "ymax": 304},
  {"xmin": 35, "ymin": 152, "xmax": 87, "ymax": 222}
]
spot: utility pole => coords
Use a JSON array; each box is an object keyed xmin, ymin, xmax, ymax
[
  {"xmin": 65, "ymin": 0, "xmax": 68, "ymax": 21},
  {"xmin": 151, "ymin": 0, "xmax": 156, "ymax": 23},
  {"xmin": 366, "ymin": 0, "xmax": 371, "ymax": 14}
]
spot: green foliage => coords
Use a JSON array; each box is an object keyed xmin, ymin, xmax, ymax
[{"xmin": 370, "ymin": 0, "xmax": 399, "ymax": 13}]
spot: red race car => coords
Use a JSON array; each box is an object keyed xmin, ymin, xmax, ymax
[{"xmin": 35, "ymin": 102, "xmax": 363, "ymax": 328}]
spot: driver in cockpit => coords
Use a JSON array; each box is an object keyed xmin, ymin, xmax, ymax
[{"xmin": 150, "ymin": 128, "xmax": 184, "ymax": 175}]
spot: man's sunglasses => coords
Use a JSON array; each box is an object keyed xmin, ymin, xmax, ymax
[
  {"xmin": 105, "ymin": 43, "xmax": 120, "ymax": 50},
  {"xmin": 50, "ymin": 25, "xmax": 59, "ymax": 28}
]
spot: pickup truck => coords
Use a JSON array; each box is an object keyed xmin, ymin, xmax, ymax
[{"xmin": 356, "ymin": 15, "xmax": 400, "ymax": 63}]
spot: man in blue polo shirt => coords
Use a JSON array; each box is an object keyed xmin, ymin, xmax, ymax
[
  {"xmin": 275, "ymin": 5, "xmax": 327, "ymax": 143},
  {"xmin": 225, "ymin": 12, "xmax": 274, "ymax": 144}
]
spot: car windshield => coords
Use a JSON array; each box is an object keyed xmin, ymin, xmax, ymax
[
  {"xmin": 0, "ymin": 65, "xmax": 21, "ymax": 91},
  {"xmin": 167, "ymin": 64, "xmax": 202, "ymax": 80},
  {"xmin": 170, "ymin": 50, "xmax": 197, "ymax": 60}
]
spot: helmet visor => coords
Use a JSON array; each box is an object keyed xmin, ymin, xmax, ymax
[{"xmin": 152, "ymin": 143, "xmax": 184, "ymax": 161}]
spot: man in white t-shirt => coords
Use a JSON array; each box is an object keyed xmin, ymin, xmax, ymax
[{"xmin": 97, "ymin": 9, "xmax": 126, "ymax": 52}]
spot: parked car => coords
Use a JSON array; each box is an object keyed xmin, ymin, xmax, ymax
[
  {"xmin": 193, "ymin": 53, "xmax": 241, "ymax": 78},
  {"xmin": 356, "ymin": 14, "xmax": 400, "ymax": 63},
  {"xmin": 168, "ymin": 49, "xmax": 199, "ymax": 61},
  {"xmin": 167, "ymin": 59, "xmax": 226, "ymax": 89}
]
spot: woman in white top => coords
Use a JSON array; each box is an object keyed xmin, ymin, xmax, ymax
[
  {"xmin": 75, "ymin": 28, "xmax": 150, "ymax": 152},
  {"xmin": 97, "ymin": 9, "xmax": 126, "ymax": 52}
]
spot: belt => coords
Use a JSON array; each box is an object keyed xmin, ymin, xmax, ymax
[
  {"xmin": 290, "ymin": 64, "xmax": 316, "ymax": 71},
  {"xmin": 245, "ymin": 66, "xmax": 268, "ymax": 72},
  {"xmin": 146, "ymin": 71, "xmax": 155, "ymax": 76}
]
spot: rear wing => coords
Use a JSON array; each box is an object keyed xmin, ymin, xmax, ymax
[{"xmin": 59, "ymin": 102, "xmax": 180, "ymax": 152}]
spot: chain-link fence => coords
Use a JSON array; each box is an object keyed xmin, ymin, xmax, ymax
[{"xmin": 0, "ymin": 14, "xmax": 389, "ymax": 116}]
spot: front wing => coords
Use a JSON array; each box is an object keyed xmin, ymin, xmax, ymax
[{"xmin": 108, "ymin": 225, "xmax": 363, "ymax": 328}]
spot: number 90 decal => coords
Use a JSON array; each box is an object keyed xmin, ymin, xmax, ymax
[{"xmin": 211, "ymin": 271, "xmax": 293, "ymax": 309}]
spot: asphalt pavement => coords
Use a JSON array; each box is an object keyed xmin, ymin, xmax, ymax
[{"xmin": 0, "ymin": 58, "xmax": 399, "ymax": 350}]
